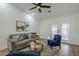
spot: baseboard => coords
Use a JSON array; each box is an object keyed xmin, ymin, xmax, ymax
[
  {"xmin": 61, "ymin": 42, "xmax": 79, "ymax": 47},
  {"xmin": 0, "ymin": 48, "xmax": 8, "ymax": 52},
  {"xmin": 39, "ymin": 38, "xmax": 48, "ymax": 40}
]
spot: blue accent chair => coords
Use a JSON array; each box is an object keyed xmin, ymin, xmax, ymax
[
  {"xmin": 6, "ymin": 51, "xmax": 40, "ymax": 56},
  {"xmin": 47, "ymin": 34, "xmax": 62, "ymax": 49}
]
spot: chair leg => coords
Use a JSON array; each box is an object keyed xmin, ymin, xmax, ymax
[
  {"xmin": 59, "ymin": 45, "xmax": 61, "ymax": 49},
  {"xmin": 51, "ymin": 46, "xmax": 52, "ymax": 49}
]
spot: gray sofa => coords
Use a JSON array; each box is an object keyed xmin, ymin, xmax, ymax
[{"xmin": 7, "ymin": 33, "xmax": 39, "ymax": 51}]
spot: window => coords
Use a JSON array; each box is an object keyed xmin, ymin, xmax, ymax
[
  {"xmin": 52, "ymin": 25, "xmax": 57, "ymax": 38},
  {"xmin": 62, "ymin": 24, "xmax": 69, "ymax": 40}
]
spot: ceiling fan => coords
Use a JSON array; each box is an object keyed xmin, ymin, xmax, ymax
[{"xmin": 29, "ymin": 3, "xmax": 51, "ymax": 13}]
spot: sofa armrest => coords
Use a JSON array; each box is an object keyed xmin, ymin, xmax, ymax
[
  {"xmin": 8, "ymin": 39, "xmax": 16, "ymax": 51},
  {"xmin": 9, "ymin": 39, "xmax": 16, "ymax": 42}
]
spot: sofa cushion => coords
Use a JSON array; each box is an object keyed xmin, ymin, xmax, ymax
[
  {"xmin": 17, "ymin": 34, "xmax": 29, "ymax": 41},
  {"xmin": 18, "ymin": 34, "xmax": 24, "ymax": 41},
  {"xmin": 15, "ymin": 38, "xmax": 37, "ymax": 47},
  {"xmin": 15, "ymin": 39, "xmax": 32, "ymax": 46},
  {"xmin": 13, "ymin": 35, "xmax": 20, "ymax": 41},
  {"xmin": 24, "ymin": 34, "xmax": 29, "ymax": 39}
]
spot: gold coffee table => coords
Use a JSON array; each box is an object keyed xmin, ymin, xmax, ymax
[{"xmin": 30, "ymin": 40, "xmax": 43, "ymax": 52}]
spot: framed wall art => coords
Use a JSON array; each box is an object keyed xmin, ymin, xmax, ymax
[{"xmin": 16, "ymin": 21, "xmax": 29, "ymax": 32}]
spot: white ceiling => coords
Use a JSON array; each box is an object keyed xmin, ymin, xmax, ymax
[{"xmin": 10, "ymin": 3, "xmax": 79, "ymax": 20}]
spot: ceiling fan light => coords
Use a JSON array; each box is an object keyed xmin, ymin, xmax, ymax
[{"xmin": 37, "ymin": 6, "xmax": 40, "ymax": 9}]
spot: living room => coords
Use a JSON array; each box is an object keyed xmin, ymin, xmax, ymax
[{"xmin": 0, "ymin": 3, "xmax": 79, "ymax": 56}]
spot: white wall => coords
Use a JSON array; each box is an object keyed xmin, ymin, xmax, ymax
[
  {"xmin": 40, "ymin": 13, "xmax": 79, "ymax": 45},
  {"xmin": 0, "ymin": 3, "xmax": 40, "ymax": 50}
]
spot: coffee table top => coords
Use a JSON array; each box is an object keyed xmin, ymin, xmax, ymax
[{"xmin": 29, "ymin": 40, "xmax": 43, "ymax": 52}]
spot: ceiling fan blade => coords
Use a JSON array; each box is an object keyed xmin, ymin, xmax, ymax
[
  {"xmin": 38, "ymin": 3, "xmax": 42, "ymax": 6},
  {"xmin": 39, "ymin": 8, "xmax": 41, "ymax": 13},
  {"xmin": 40, "ymin": 5, "xmax": 51, "ymax": 8},
  {"xmin": 29, "ymin": 6, "xmax": 37, "ymax": 10},
  {"xmin": 32, "ymin": 3, "xmax": 37, "ymax": 5}
]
